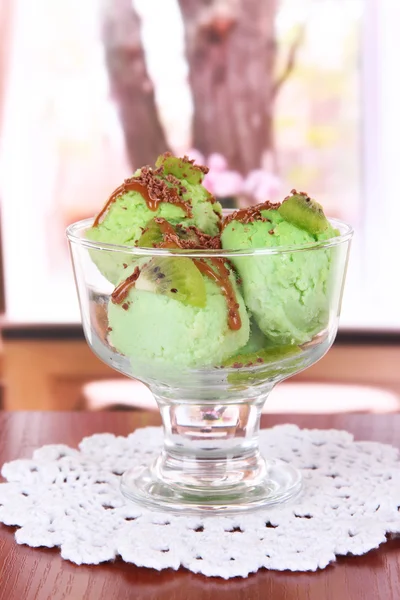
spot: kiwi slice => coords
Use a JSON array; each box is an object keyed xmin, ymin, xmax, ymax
[
  {"xmin": 278, "ymin": 192, "xmax": 329, "ymax": 235},
  {"xmin": 137, "ymin": 218, "xmax": 164, "ymax": 248},
  {"xmin": 156, "ymin": 153, "xmax": 205, "ymax": 185},
  {"xmin": 223, "ymin": 345, "xmax": 302, "ymax": 387},
  {"xmin": 135, "ymin": 256, "xmax": 207, "ymax": 307},
  {"xmin": 137, "ymin": 219, "xmax": 208, "ymax": 249},
  {"xmin": 222, "ymin": 344, "xmax": 301, "ymax": 369}
]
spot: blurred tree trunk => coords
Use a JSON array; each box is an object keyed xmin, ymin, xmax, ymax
[
  {"xmin": 178, "ymin": 0, "xmax": 277, "ymax": 174},
  {"xmin": 100, "ymin": 0, "xmax": 169, "ymax": 170}
]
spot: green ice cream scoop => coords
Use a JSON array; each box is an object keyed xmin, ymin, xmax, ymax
[
  {"xmin": 86, "ymin": 154, "xmax": 222, "ymax": 283},
  {"xmin": 221, "ymin": 199, "xmax": 338, "ymax": 345},
  {"xmin": 108, "ymin": 262, "xmax": 250, "ymax": 369}
]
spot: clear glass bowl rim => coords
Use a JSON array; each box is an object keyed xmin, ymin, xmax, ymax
[{"xmin": 66, "ymin": 217, "xmax": 353, "ymax": 258}]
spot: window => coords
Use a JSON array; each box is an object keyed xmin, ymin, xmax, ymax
[{"xmin": 0, "ymin": 0, "xmax": 396, "ymax": 328}]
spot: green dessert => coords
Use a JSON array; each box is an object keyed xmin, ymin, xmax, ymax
[
  {"xmin": 86, "ymin": 153, "xmax": 222, "ymax": 283},
  {"xmin": 108, "ymin": 260, "xmax": 250, "ymax": 369},
  {"xmin": 221, "ymin": 190, "xmax": 338, "ymax": 346},
  {"xmin": 106, "ymin": 204, "xmax": 249, "ymax": 369},
  {"xmin": 238, "ymin": 319, "xmax": 269, "ymax": 356},
  {"xmin": 86, "ymin": 154, "xmax": 338, "ymax": 372}
]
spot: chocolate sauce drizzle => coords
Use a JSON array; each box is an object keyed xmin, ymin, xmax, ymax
[
  {"xmin": 111, "ymin": 267, "xmax": 141, "ymax": 305},
  {"xmin": 157, "ymin": 218, "xmax": 181, "ymax": 242},
  {"xmin": 154, "ymin": 221, "xmax": 240, "ymax": 329},
  {"xmin": 110, "ymin": 219, "xmax": 241, "ymax": 331},
  {"xmin": 93, "ymin": 169, "xmax": 192, "ymax": 227},
  {"xmin": 193, "ymin": 258, "xmax": 241, "ymax": 330},
  {"xmin": 151, "ymin": 219, "xmax": 222, "ymax": 250},
  {"xmin": 221, "ymin": 200, "xmax": 281, "ymax": 230}
]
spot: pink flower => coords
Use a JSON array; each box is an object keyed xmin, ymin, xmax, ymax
[
  {"xmin": 207, "ymin": 153, "xmax": 228, "ymax": 172},
  {"xmin": 204, "ymin": 170, "xmax": 244, "ymax": 197},
  {"xmin": 243, "ymin": 170, "xmax": 281, "ymax": 203},
  {"xmin": 197, "ymin": 152, "xmax": 243, "ymax": 197}
]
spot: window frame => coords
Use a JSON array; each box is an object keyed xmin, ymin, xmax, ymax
[{"xmin": 1, "ymin": 0, "xmax": 399, "ymax": 329}]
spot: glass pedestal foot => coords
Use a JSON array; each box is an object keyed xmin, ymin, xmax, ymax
[{"xmin": 121, "ymin": 453, "xmax": 302, "ymax": 514}]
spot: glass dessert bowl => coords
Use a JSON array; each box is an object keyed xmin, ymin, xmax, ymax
[{"xmin": 67, "ymin": 210, "xmax": 352, "ymax": 515}]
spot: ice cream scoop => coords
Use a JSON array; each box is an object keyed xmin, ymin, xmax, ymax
[
  {"xmin": 221, "ymin": 191, "xmax": 338, "ymax": 345},
  {"xmin": 108, "ymin": 261, "xmax": 250, "ymax": 369},
  {"xmin": 86, "ymin": 153, "xmax": 222, "ymax": 283}
]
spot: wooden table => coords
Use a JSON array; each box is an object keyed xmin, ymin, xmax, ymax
[{"xmin": 0, "ymin": 412, "xmax": 399, "ymax": 600}]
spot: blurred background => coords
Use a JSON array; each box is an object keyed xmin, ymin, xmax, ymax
[{"xmin": 0, "ymin": 0, "xmax": 399, "ymax": 414}]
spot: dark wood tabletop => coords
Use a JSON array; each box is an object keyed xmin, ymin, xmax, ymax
[{"xmin": 0, "ymin": 412, "xmax": 399, "ymax": 600}]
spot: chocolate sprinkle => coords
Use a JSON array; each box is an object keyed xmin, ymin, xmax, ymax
[
  {"xmin": 132, "ymin": 167, "xmax": 193, "ymax": 215},
  {"xmin": 287, "ymin": 188, "xmax": 310, "ymax": 201},
  {"xmin": 162, "ymin": 151, "xmax": 209, "ymax": 175},
  {"xmin": 93, "ymin": 168, "xmax": 193, "ymax": 227},
  {"xmin": 152, "ymin": 219, "xmax": 221, "ymax": 251},
  {"xmin": 221, "ymin": 200, "xmax": 281, "ymax": 230},
  {"xmin": 165, "ymin": 173, "xmax": 188, "ymax": 197}
]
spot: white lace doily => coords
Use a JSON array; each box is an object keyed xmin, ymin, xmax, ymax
[{"xmin": 1, "ymin": 425, "xmax": 400, "ymax": 579}]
